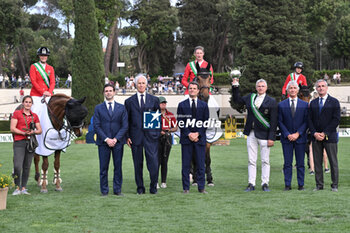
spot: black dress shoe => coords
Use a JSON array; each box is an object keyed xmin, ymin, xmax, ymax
[
  {"xmin": 284, "ymin": 186, "xmax": 292, "ymax": 191},
  {"xmin": 114, "ymin": 192, "xmax": 124, "ymax": 196},
  {"xmin": 262, "ymin": 183, "xmax": 270, "ymax": 192},
  {"xmin": 101, "ymin": 193, "xmax": 108, "ymax": 196},
  {"xmin": 298, "ymin": 186, "xmax": 304, "ymax": 191},
  {"xmin": 183, "ymin": 190, "xmax": 189, "ymax": 194},
  {"xmin": 244, "ymin": 183, "xmax": 255, "ymax": 192},
  {"xmin": 137, "ymin": 191, "xmax": 145, "ymax": 195},
  {"xmin": 199, "ymin": 189, "xmax": 208, "ymax": 194},
  {"xmin": 313, "ymin": 187, "xmax": 323, "ymax": 191}
]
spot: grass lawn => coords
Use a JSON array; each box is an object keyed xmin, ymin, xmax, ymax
[{"xmin": 1, "ymin": 138, "xmax": 350, "ymax": 232}]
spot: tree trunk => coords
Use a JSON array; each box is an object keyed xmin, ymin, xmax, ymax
[
  {"xmin": 17, "ymin": 47, "xmax": 26, "ymax": 77},
  {"xmin": 67, "ymin": 22, "xmax": 71, "ymax": 39},
  {"xmin": 216, "ymin": 25, "xmax": 229, "ymax": 72},
  {"xmin": 111, "ymin": 21, "xmax": 120, "ymax": 74},
  {"xmin": 104, "ymin": 19, "xmax": 118, "ymax": 77}
]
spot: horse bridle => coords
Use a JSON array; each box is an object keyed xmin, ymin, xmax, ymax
[{"xmin": 42, "ymin": 97, "xmax": 84, "ymax": 138}]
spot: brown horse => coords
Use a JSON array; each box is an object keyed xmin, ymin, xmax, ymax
[
  {"xmin": 34, "ymin": 94, "xmax": 88, "ymax": 193},
  {"xmin": 191, "ymin": 62, "xmax": 217, "ymax": 185}
]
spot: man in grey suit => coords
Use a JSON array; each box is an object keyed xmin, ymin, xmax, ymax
[{"xmin": 308, "ymin": 79, "xmax": 340, "ymax": 192}]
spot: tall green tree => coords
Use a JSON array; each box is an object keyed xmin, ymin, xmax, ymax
[
  {"xmin": 232, "ymin": 0, "xmax": 312, "ymax": 101},
  {"xmin": 177, "ymin": 0, "xmax": 234, "ymax": 72},
  {"xmin": 124, "ymin": 0, "xmax": 178, "ymax": 75},
  {"xmin": 72, "ymin": 0, "xmax": 104, "ymax": 121}
]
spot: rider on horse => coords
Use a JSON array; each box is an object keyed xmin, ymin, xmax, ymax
[
  {"xmin": 282, "ymin": 62, "xmax": 307, "ymax": 99},
  {"xmin": 30, "ymin": 46, "xmax": 56, "ymax": 156}
]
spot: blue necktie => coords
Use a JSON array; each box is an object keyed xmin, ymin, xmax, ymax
[
  {"xmin": 108, "ymin": 102, "xmax": 113, "ymax": 117},
  {"xmin": 140, "ymin": 94, "xmax": 145, "ymax": 109},
  {"xmin": 319, "ymin": 97, "xmax": 323, "ymax": 114},
  {"xmin": 191, "ymin": 99, "xmax": 196, "ymax": 119}
]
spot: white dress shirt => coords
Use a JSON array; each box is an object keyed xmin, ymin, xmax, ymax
[
  {"xmin": 137, "ymin": 92, "xmax": 146, "ymax": 107},
  {"xmin": 289, "ymin": 97, "xmax": 298, "ymax": 108},
  {"xmin": 105, "ymin": 100, "xmax": 115, "ymax": 111},
  {"xmin": 254, "ymin": 93, "xmax": 266, "ymax": 108}
]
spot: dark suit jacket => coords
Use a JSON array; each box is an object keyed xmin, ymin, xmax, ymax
[
  {"xmin": 232, "ymin": 86, "xmax": 278, "ymax": 140},
  {"xmin": 278, "ymin": 98, "xmax": 308, "ymax": 144},
  {"xmin": 93, "ymin": 101, "xmax": 128, "ymax": 145},
  {"xmin": 308, "ymin": 95, "xmax": 340, "ymax": 143},
  {"xmin": 124, "ymin": 93, "xmax": 160, "ymax": 146},
  {"xmin": 177, "ymin": 98, "xmax": 209, "ymax": 146}
]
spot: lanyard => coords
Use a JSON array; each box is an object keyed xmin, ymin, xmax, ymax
[{"xmin": 22, "ymin": 113, "xmax": 34, "ymax": 131}]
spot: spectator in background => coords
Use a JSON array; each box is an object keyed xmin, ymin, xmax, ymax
[
  {"xmin": 336, "ymin": 72, "xmax": 341, "ymax": 84},
  {"xmin": 55, "ymin": 75, "xmax": 60, "ymax": 88},
  {"xmin": 324, "ymin": 73, "xmax": 330, "ymax": 85},
  {"xmin": 115, "ymin": 81, "xmax": 120, "ymax": 93},
  {"xmin": 11, "ymin": 74, "xmax": 17, "ymax": 88},
  {"xmin": 65, "ymin": 74, "xmax": 72, "ymax": 88},
  {"xmin": 0, "ymin": 73, "xmax": 3, "ymax": 88},
  {"xmin": 333, "ymin": 73, "xmax": 337, "ymax": 85},
  {"xmin": 104, "ymin": 76, "xmax": 109, "ymax": 85},
  {"xmin": 24, "ymin": 74, "xmax": 30, "ymax": 88},
  {"xmin": 19, "ymin": 87, "xmax": 24, "ymax": 102},
  {"xmin": 4, "ymin": 74, "xmax": 9, "ymax": 88},
  {"xmin": 18, "ymin": 76, "xmax": 22, "ymax": 88}
]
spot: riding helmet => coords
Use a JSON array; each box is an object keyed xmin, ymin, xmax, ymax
[
  {"xmin": 37, "ymin": 47, "xmax": 50, "ymax": 56},
  {"xmin": 294, "ymin": 62, "xmax": 303, "ymax": 70}
]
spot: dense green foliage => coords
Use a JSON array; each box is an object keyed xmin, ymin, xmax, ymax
[
  {"xmin": 124, "ymin": 0, "xmax": 178, "ymax": 76},
  {"xmin": 1, "ymin": 138, "xmax": 350, "ymax": 232},
  {"xmin": 72, "ymin": 0, "xmax": 104, "ymax": 122}
]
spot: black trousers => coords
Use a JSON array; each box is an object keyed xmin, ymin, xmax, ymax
[
  {"xmin": 312, "ymin": 140, "xmax": 338, "ymax": 189},
  {"xmin": 13, "ymin": 140, "xmax": 33, "ymax": 188},
  {"xmin": 158, "ymin": 134, "xmax": 172, "ymax": 183}
]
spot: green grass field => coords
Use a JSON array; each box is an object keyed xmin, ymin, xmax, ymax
[{"xmin": 1, "ymin": 138, "xmax": 350, "ymax": 233}]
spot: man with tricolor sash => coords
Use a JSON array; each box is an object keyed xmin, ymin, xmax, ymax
[
  {"xmin": 282, "ymin": 62, "xmax": 307, "ymax": 99},
  {"xmin": 29, "ymin": 47, "xmax": 56, "ymax": 156},
  {"xmin": 231, "ymin": 78, "xmax": 278, "ymax": 192},
  {"xmin": 182, "ymin": 46, "xmax": 214, "ymax": 95}
]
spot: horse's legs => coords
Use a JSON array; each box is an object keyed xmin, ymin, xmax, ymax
[
  {"xmin": 34, "ymin": 154, "xmax": 41, "ymax": 185},
  {"xmin": 205, "ymin": 143, "xmax": 213, "ymax": 185},
  {"xmin": 53, "ymin": 151, "xmax": 63, "ymax": 191},
  {"xmin": 40, "ymin": 156, "xmax": 49, "ymax": 193}
]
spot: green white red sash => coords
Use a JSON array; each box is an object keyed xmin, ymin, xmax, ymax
[
  {"xmin": 34, "ymin": 62, "xmax": 50, "ymax": 88},
  {"xmin": 250, "ymin": 93, "xmax": 270, "ymax": 129},
  {"xmin": 189, "ymin": 61, "xmax": 197, "ymax": 76}
]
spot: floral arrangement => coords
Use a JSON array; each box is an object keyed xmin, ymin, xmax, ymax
[{"xmin": 0, "ymin": 163, "xmax": 14, "ymax": 189}]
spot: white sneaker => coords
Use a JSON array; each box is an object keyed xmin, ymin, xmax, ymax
[
  {"xmin": 208, "ymin": 183, "xmax": 215, "ymax": 187},
  {"xmin": 21, "ymin": 189, "xmax": 31, "ymax": 195},
  {"xmin": 12, "ymin": 189, "xmax": 21, "ymax": 196},
  {"xmin": 161, "ymin": 183, "xmax": 167, "ymax": 188},
  {"xmin": 189, "ymin": 174, "xmax": 193, "ymax": 183},
  {"xmin": 192, "ymin": 182, "xmax": 198, "ymax": 186},
  {"xmin": 156, "ymin": 183, "xmax": 160, "ymax": 189}
]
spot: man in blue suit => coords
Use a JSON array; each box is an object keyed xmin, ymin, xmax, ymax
[
  {"xmin": 94, "ymin": 84, "xmax": 128, "ymax": 196},
  {"xmin": 125, "ymin": 74, "xmax": 161, "ymax": 194},
  {"xmin": 278, "ymin": 81, "xmax": 308, "ymax": 191},
  {"xmin": 308, "ymin": 79, "xmax": 340, "ymax": 192},
  {"xmin": 231, "ymin": 78, "xmax": 278, "ymax": 192},
  {"xmin": 177, "ymin": 82, "xmax": 209, "ymax": 194}
]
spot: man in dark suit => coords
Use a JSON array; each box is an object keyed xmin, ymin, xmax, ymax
[
  {"xmin": 177, "ymin": 81, "xmax": 209, "ymax": 194},
  {"xmin": 125, "ymin": 74, "xmax": 161, "ymax": 194},
  {"xmin": 231, "ymin": 78, "xmax": 277, "ymax": 192},
  {"xmin": 308, "ymin": 79, "xmax": 340, "ymax": 192},
  {"xmin": 93, "ymin": 84, "xmax": 128, "ymax": 196},
  {"xmin": 278, "ymin": 81, "xmax": 308, "ymax": 191}
]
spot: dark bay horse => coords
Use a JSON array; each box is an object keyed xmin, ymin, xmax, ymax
[
  {"xmin": 191, "ymin": 62, "xmax": 219, "ymax": 185},
  {"xmin": 34, "ymin": 94, "xmax": 88, "ymax": 193}
]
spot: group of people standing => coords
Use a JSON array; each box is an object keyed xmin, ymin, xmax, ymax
[
  {"xmin": 232, "ymin": 62, "xmax": 340, "ymax": 192},
  {"xmin": 9, "ymin": 44, "xmax": 342, "ymax": 196}
]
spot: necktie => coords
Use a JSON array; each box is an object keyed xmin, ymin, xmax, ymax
[
  {"xmin": 108, "ymin": 102, "xmax": 113, "ymax": 117},
  {"xmin": 140, "ymin": 94, "xmax": 145, "ymax": 109},
  {"xmin": 191, "ymin": 99, "xmax": 196, "ymax": 119},
  {"xmin": 291, "ymin": 99, "xmax": 296, "ymax": 117},
  {"xmin": 319, "ymin": 97, "xmax": 323, "ymax": 114}
]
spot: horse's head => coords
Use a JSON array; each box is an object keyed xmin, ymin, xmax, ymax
[
  {"xmin": 298, "ymin": 85, "xmax": 311, "ymax": 102},
  {"xmin": 195, "ymin": 62, "xmax": 211, "ymax": 103},
  {"xmin": 65, "ymin": 97, "xmax": 88, "ymax": 137}
]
